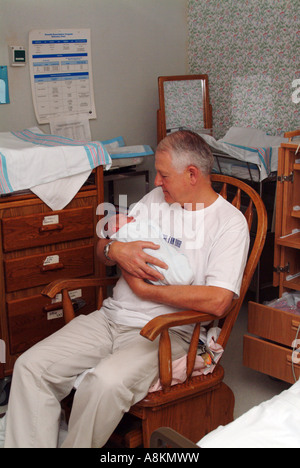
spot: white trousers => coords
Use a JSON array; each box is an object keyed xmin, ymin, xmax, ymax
[{"xmin": 4, "ymin": 310, "xmax": 189, "ymax": 448}]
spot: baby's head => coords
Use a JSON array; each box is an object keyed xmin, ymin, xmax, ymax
[{"xmin": 105, "ymin": 214, "xmax": 135, "ymax": 238}]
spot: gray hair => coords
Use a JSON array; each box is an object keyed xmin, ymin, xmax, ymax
[{"xmin": 156, "ymin": 130, "xmax": 214, "ymax": 176}]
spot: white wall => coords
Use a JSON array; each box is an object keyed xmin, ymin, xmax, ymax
[
  {"xmin": 0, "ymin": 0, "xmax": 187, "ymax": 204},
  {"xmin": 0, "ymin": 0, "xmax": 187, "ymax": 149}
]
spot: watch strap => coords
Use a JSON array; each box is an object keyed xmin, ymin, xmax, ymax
[{"xmin": 104, "ymin": 239, "xmax": 116, "ymax": 261}]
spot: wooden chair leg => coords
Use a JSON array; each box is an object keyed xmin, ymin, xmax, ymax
[{"xmin": 150, "ymin": 427, "xmax": 199, "ymax": 448}]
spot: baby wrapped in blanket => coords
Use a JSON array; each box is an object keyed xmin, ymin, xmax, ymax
[{"xmin": 105, "ymin": 214, "xmax": 194, "ymax": 286}]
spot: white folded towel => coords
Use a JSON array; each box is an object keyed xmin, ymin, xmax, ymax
[{"xmin": 0, "ymin": 127, "xmax": 111, "ymax": 210}]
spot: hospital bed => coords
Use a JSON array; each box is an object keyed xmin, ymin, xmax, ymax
[
  {"xmin": 200, "ymin": 126, "xmax": 286, "ymax": 197},
  {"xmin": 157, "ymin": 75, "xmax": 288, "ymax": 191}
]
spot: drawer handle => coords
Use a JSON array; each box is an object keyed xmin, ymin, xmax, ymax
[
  {"xmin": 39, "ymin": 223, "xmax": 64, "ymax": 233},
  {"xmin": 43, "ymin": 302, "xmax": 63, "ymax": 313},
  {"xmin": 292, "ymin": 320, "xmax": 300, "ymax": 332},
  {"xmin": 40, "ymin": 262, "xmax": 64, "ymax": 273},
  {"xmin": 43, "ymin": 299, "xmax": 87, "ymax": 314}
]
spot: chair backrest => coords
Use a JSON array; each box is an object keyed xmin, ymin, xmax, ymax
[
  {"xmin": 210, "ymin": 174, "xmax": 268, "ymax": 349},
  {"xmin": 140, "ymin": 174, "xmax": 268, "ymax": 390}
]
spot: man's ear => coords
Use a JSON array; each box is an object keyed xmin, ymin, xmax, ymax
[{"xmin": 187, "ymin": 165, "xmax": 199, "ymax": 185}]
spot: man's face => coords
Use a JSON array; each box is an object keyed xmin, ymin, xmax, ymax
[{"xmin": 154, "ymin": 150, "xmax": 189, "ymax": 206}]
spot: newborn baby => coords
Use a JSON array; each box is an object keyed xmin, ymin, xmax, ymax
[{"xmin": 104, "ymin": 213, "xmax": 194, "ymax": 286}]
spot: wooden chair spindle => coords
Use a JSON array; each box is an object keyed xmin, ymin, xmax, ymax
[
  {"xmin": 220, "ymin": 183, "xmax": 227, "ymax": 199},
  {"xmin": 62, "ymin": 289, "xmax": 76, "ymax": 324},
  {"xmin": 232, "ymin": 188, "xmax": 241, "ymax": 209},
  {"xmin": 245, "ymin": 199, "xmax": 254, "ymax": 230},
  {"xmin": 159, "ymin": 330, "xmax": 172, "ymax": 392},
  {"xmin": 186, "ymin": 323, "xmax": 201, "ymax": 380}
]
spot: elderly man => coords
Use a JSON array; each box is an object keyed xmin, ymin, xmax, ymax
[{"xmin": 4, "ymin": 130, "xmax": 249, "ymax": 448}]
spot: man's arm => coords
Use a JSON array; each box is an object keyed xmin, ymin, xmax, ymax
[
  {"xmin": 97, "ymin": 238, "xmax": 168, "ymax": 282},
  {"xmin": 121, "ymin": 269, "xmax": 234, "ymax": 318}
]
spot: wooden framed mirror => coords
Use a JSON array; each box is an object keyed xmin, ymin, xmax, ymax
[{"xmin": 157, "ymin": 75, "xmax": 212, "ymax": 143}]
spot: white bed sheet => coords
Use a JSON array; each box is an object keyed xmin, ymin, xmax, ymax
[
  {"xmin": 198, "ymin": 379, "xmax": 300, "ymax": 448},
  {"xmin": 212, "ymin": 158, "xmax": 261, "ymax": 182},
  {"xmin": 200, "ymin": 127, "xmax": 288, "ymax": 181}
]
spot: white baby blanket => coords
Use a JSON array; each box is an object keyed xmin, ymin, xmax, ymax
[
  {"xmin": 108, "ymin": 219, "xmax": 195, "ymax": 286},
  {"xmin": 0, "ymin": 128, "xmax": 112, "ymax": 197}
]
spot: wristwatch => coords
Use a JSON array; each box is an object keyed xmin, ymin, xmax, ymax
[{"xmin": 103, "ymin": 239, "xmax": 116, "ymax": 261}]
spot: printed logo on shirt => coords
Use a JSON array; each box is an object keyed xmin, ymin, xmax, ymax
[{"xmin": 163, "ymin": 235, "xmax": 182, "ymax": 249}]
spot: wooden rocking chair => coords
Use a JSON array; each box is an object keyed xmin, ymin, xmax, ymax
[{"xmin": 42, "ymin": 174, "xmax": 267, "ymax": 448}]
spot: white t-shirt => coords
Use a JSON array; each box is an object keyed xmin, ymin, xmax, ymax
[{"xmin": 101, "ymin": 187, "xmax": 250, "ymax": 340}]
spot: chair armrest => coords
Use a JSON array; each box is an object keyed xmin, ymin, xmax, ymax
[
  {"xmin": 140, "ymin": 310, "xmax": 216, "ymax": 342},
  {"xmin": 140, "ymin": 303, "xmax": 234, "ymax": 391},
  {"xmin": 41, "ymin": 276, "xmax": 118, "ymax": 299},
  {"xmin": 140, "ymin": 309, "xmax": 219, "ymax": 392},
  {"xmin": 41, "ymin": 276, "xmax": 118, "ymax": 324}
]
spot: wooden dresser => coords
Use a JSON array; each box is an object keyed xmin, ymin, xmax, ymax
[
  {"xmin": 244, "ymin": 134, "xmax": 300, "ymax": 383},
  {"xmin": 0, "ymin": 167, "xmax": 105, "ymax": 379}
]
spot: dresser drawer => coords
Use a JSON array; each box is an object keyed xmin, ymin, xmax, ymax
[
  {"xmin": 243, "ymin": 335, "xmax": 300, "ymax": 384},
  {"xmin": 7, "ymin": 287, "xmax": 96, "ymax": 354},
  {"xmin": 248, "ymin": 301, "xmax": 300, "ymax": 348},
  {"xmin": 4, "ymin": 245, "xmax": 94, "ymax": 292},
  {"xmin": 2, "ymin": 206, "xmax": 94, "ymax": 252}
]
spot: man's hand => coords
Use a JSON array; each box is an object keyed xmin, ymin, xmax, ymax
[
  {"xmin": 98, "ymin": 239, "xmax": 168, "ymax": 282},
  {"xmin": 111, "ymin": 240, "xmax": 168, "ymax": 281}
]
